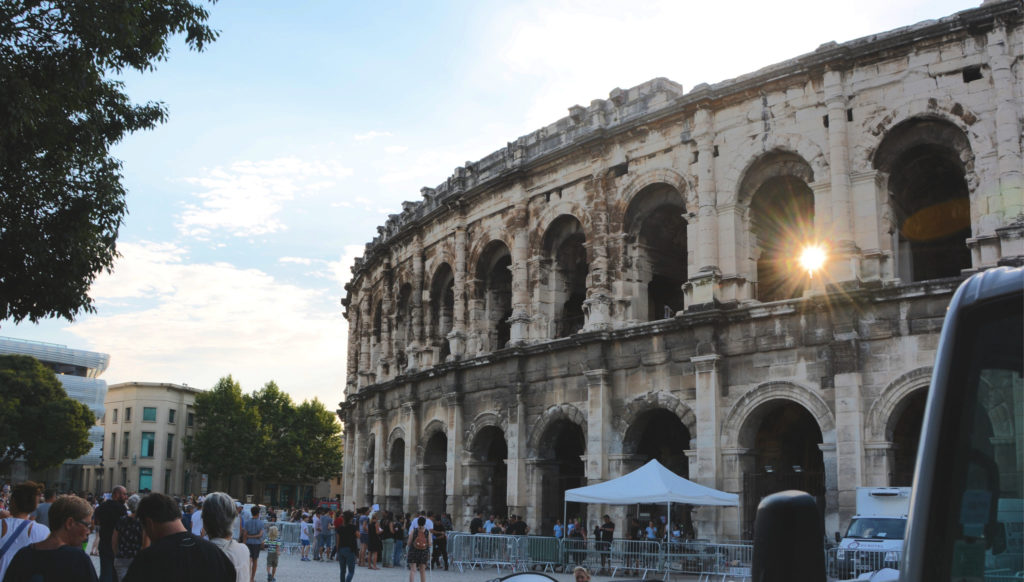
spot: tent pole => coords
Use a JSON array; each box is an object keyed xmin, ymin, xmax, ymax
[
  {"xmin": 667, "ymin": 501, "xmax": 671, "ymax": 541},
  {"xmin": 563, "ymin": 500, "xmax": 567, "ymax": 541}
]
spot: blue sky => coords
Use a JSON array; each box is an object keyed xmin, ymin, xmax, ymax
[{"xmin": 3, "ymin": 0, "xmax": 980, "ymax": 406}]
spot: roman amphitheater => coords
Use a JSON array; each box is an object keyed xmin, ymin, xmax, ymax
[{"xmin": 338, "ymin": 0, "xmax": 1023, "ymax": 539}]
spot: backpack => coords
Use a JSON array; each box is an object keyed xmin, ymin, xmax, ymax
[{"xmin": 413, "ymin": 527, "xmax": 428, "ymax": 550}]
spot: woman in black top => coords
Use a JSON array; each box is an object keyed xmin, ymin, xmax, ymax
[
  {"xmin": 335, "ymin": 510, "xmax": 358, "ymax": 582},
  {"xmin": 4, "ymin": 495, "xmax": 97, "ymax": 582}
]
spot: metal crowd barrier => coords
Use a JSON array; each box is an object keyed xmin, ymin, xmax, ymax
[
  {"xmin": 697, "ymin": 543, "xmax": 752, "ymax": 582},
  {"xmin": 825, "ymin": 547, "xmax": 902, "ymax": 580},
  {"xmin": 450, "ymin": 532, "xmax": 520, "ymax": 573},
  {"xmin": 609, "ymin": 539, "xmax": 662, "ymax": 578},
  {"xmin": 272, "ymin": 521, "xmax": 305, "ymax": 555}
]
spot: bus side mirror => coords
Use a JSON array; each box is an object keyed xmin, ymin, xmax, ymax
[{"xmin": 752, "ymin": 490, "xmax": 825, "ymax": 582}]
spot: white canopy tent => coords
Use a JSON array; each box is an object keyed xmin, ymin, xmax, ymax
[{"xmin": 563, "ymin": 459, "xmax": 738, "ymax": 538}]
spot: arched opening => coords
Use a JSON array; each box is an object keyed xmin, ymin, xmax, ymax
[
  {"xmin": 888, "ymin": 390, "xmax": 927, "ymax": 486},
  {"xmin": 874, "ymin": 119, "xmax": 972, "ymax": 282},
  {"xmin": 739, "ymin": 400, "xmax": 825, "ymax": 536},
  {"xmin": 750, "ymin": 176, "xmax": 815, "ymax": 302},
  {"xmin": 365, "ymin": 440, "xmax": 376, "ymax": 507},
  {"xmin": 429, "ymin": 264, "xmax": 455, "ymax": 363},
  {"xmin": 475, "ymin": 242, "xmax": 513, "ymax": 352},
  {"xmin": 422, "ymin": 431, "xmax": 448, "ymax": 515},
  {"xmin": 623, "ymin": 408, "xmax": 694, "ymax": 535},
  {"xmin": 537, "ymin": 419, "xmax": 586, "ymax": 534},
  {"xmin": 373, "ymin": 300, "xmax": 383, "ymax": 343},
  {"xmin": 394, "ymin": 283, "xmax": 413, "ymax": 372},
  {"xmin": 542, "ymin": 215, "xmax": 588, "ymax": 338},
  {"xmin": 387, "ymin": 438, "xmax": 406, "ymax": 511},
  {"xmin": 468, "ymin": 426, "xmax": 508, "ymax": 518},
  {"xmin": 624, "ymin": 185, "xmax": 688, "ymax": 321}
]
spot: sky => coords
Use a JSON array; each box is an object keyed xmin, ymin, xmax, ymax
[{"xmin": 2, "ymin": 0, "xmax": 982, "ymax": 407}]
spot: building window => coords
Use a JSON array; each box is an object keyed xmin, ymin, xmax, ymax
[
  {"xmin": 166, "ymin": 434, "xmax": 174, "ymax": 459},
  {"xmin": 125, "ymin": 407, "xmax": 132, "ymax": 422},
  {"xmin": 186, "ymin": 412, "xmax": 194, "ymax": 427},
  {"xmin": 112, "ymin": 409, "xmax": 118, "ymax": 424},
  {"xmin": 141, "ymin": 432, "xmax": 155, "ymax": 458},
  {"xmin": 164, "ymin": 469, "xmax": 172, "ymax": 494},
  {"xmin": 143, "ymin": 407, "xmax": 157, "ymax": 422},
  {"xmin": 122, "ymin": 432, "xmax": 130, "ymax": 458},
  {"xmin": 110, "ymin": 432, "xmax": 117, "ymax": 459},
  {"xmin": 168, "ymin": 409, "xmax": 176, "ymax": 424},
  {"xmin": 139, "ymin": 467, "xmax": 152, "ymax": 491},
  {"xmin": 120, "ymin": 467, "xmax": 127, "ymax": 487}
]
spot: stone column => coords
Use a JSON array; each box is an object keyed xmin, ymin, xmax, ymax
[
  {"xmin": 583, "ymin": 179, "xmax": 614, "ymax": 330},
  {"xmin": 447, "ymin": 224, "xmax": 468, "ymax": 359},
  {"xmin": 850, "ymin": 171, "xmax": 888, "ymax": 282},
  {"xmin": 349, "ymin": 417, "xmax": 366, "ymax": 507},
  {"xmin": 345, "ymin": 307, "xmax": 360, "ymax": 393},
  {"xmin": 379, "ymin": 265, "xmax": 394, "ymax": 379},
  {"xmin": 409, "ymin": 237, "xmax": 425, "ymax": 372},
  {"xmin": 506, "ymin": 386, "xmax": 528, "ymax": 516},
  {"xmin": 692, "ymin": 354, "xmax": 725, "ymax": 538},
  {"xmin": 989, "ymin": 26, "xmax": 1024, "ymax": 262},
  {"xmin": 584, "ymin": 369, "xmax": 612, "ymax": 483},
  {"xmin": 402, "ymin": 402, "xmax": 419, "ymax": 512},
  {"xmin": 370, "ymin": 410, "xmax": 386, "ymax": 506},
  {"xmin": 819, "ymin": 442, "xmax": 840, "ymax": 538},
  {"xmin": 824, "ymin": 69, "xmax": 860, "ymax": 283},
  {"xmin": 358, "ymin": 295, "xmax": 373, "ymax": 389},
  {"xmin": 340, "ymin": 407, "xmax": 357, "ymax": 506},
  {"xmin": 686, "ymin": 107, "xmax": 722, "ymax": 308},
  {"xmin": 720, "ymin": 447, "xmax": 753, "ymax": 540},
  {"xmin": 834, "ymin": 369, "xmax": 862, "ymax": 528},
  {"xmin": 863, "ymin": 442, "xmax": 895, "ymax": 487},
  {"xmin": 509, "ymin": 202, "xmax": 531, "ymax": 346},
  {"xmin": 444, "ymin": 391, "xmax": 465, "ymax": 525}
]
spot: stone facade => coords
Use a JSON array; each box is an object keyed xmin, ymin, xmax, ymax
[{"xmin": 338, "ymin": 1, "xmax": 1024, "ymax": 540}]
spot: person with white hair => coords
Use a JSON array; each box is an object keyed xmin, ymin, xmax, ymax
[{"xmin": 202, "ymin": 493, "xmax": 249, "ymax": 582}]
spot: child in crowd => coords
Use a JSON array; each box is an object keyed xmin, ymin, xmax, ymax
[{"xmin": 264, "ymin": 526, "xmax": 282, "ymax": 582}]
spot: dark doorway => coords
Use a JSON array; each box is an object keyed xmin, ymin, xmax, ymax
[
  {"xmin": 388, "ymin": 438, "xmax": 406, "ymax": 510},
  {"xmin": 889, "ymin": 391, "xmax": 927, "ymax": 486},
  {"xmin": 470, "ymin": 427, "xmax": 508, "ymax": 518},
  {"xmin": 422, "ymin": 431, "xmax": 448, "ymax": 515},
  {"xmin": 539, "ymin": 419, "xmax": 586, "ymax": 534}
]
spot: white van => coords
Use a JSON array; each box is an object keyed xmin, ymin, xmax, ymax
[{"xmin": 833, "ymin": 487, "xmax": 911, "ymax": 578}]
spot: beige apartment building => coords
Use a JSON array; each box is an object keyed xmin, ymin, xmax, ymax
[{"xmin": 89, "ymin": 382, "xmax": 200, "ymax": 496}]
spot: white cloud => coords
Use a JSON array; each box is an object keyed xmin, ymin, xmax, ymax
[
  {"xmin": 178, "ymin": 157, "xmax": 354, "ymax": 239},
  {"xmin": 384, "ymin": 146, "xmax": 409, "ymax": 154},
  {"xmin": 279, "ymin": 256, "xmax": 314, "ymax": 266},
  {"xmin": 354, "ymin": 131, "xmax": 393, "ymax": 141},
  {"xmin": 67, "ymin": 242, "xmax": 349, "ymax": 405}
]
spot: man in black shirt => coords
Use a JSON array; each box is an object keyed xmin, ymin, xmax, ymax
[
  {"xmin": 469, "ymin": 511, "xmax": 483, "ymax": 534},
  {"xmin": 124, "ymin": 492, "xmax": 235, "ymax": 582},
  {"xmin": 598, "ymin": 514, "xmax": 615, "ymax": 573},
  {"xmin": 335, "ymin": 510, "xmax": 358, "ymax": 582},
  {"xmin": 94, "ymin": 485, "xmax": 127, "ymax": 582}
]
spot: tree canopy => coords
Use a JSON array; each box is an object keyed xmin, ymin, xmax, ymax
[
  {"xmin": 186, "ymin": 376, "xmax": 344, "ymax": 494},
  {"xmin": 0, "ymin": 355, "xmax": 96, "ymax": 471},
  {"xmin": 0, "ymin": 1, "xmax": 218, "ymax": 324}
]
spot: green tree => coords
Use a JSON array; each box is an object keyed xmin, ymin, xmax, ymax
[
  {"xmin": 290, "ymin": 398, "xmax": 344, "ymax": 483},
  {"xmin": 0, "ymin": 355, "xmax": 95, "ymax": 472},
  {"xmin": 0, "ymin": 1, "xmax": 218, "ymax": 324},
  {"xmin": 185, "ymin": 375, "xmax": 257, "ymax": 492},
  {"xmin": 247, "ymin": 381, "xmax": 299, "ymax": 483}
]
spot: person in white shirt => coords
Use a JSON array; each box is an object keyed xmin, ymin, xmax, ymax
[
  {"xmin": 204, "ymin": 492, "xmax": 250, "ymax": 582},
  {"xmin": 0, "ymin": 482, "xmax": 51, "ymax": 580},
  {"xmin": 299, "ymin": 513, "xmax": 313, "ymax": 561},
  {"xmin": 191, "ymin": 503, "xmax": 205, "ymax": 539},
  {"xmin": 407, "ymin": 512, "xmax": 433, "ymax": 536}
]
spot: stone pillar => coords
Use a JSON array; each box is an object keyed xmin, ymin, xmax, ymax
[
  {"xmin": 379, "ymin": 265, "xmax": 394, "ymax": 379},
  {"xmin": 716, "ymin": 203, "xmax": 749, "ymax": 303},
  {"xmin": 863, "ymin": 442, "xmax": 895, "ymax": 487},
  {"xmin": 819, "ymin": 442, "xmax": 840, "ymax": 538},
  {"xmin": 850, "ymin": 171, "xmax": 888, "ymax": 282},
  {"xmin": 358, "ymin": 296, "xmax": 373, "ymax": 388},
  {"xmin": 692, "ymin": 354, "xmax": 725, "ymax": 538},
  {"xmin": 506, "ymin": 387, "xmax": 528, "ymax": 516},
  {"xmin": 989, "ymin": 25, "xmax": 1024, "ymax": 263},
  {"xmin": 444, "ymin": 392, "xmax": 465, "ymax": 525},
  {"xmin": 686, "ymin": 107, "xmax": 722, "ymax": 308},
  {"xmin": 409, "ymin": 237, "xmax": 425, "ymax": 372},
  {"xmin": 345, "ymin": 307, "xmax": 360, "ymax": 393},
  {"xmin": 349, "ymin": 417, "xmax": 366, "ymax": 507},
  {"xmin": 340, "ymin": 407, "xmax": 357, "ymax": 506},
  {"xmin": 584, "ymin": 369, "xmax": 612, "ymax": 483},
  {"xmin": 509, "ymin": 202, "xmax": 531, "ymax": 345},
  {"xmin": 834, "ymin": 370, "xmax": 862, "ymax": 528},
  {"xmin": 824, "ymin": 69, "xmax": 860, "ymax": 284},
  {"xmin": 370, "ymin": 411, "xmax": 386, "ymax": 506},
  {"xmin": 448, "ymin": 224, "xmax": 468, "ymax": 359},
  {"xmin": 720, "ymin": 447, "xmax": 753, "ymax": 540},
  {"xmin": 583, "ymin": 180, "xmax": 614, "ymax": 331},
  {"xmin": 402, "ymin": 402, "xmax": 419, "ymax": 512}
]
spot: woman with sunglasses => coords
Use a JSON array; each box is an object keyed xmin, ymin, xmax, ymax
[{"xmin": 2, "ymin": 495, "xmax": 97, "ymax": 582}]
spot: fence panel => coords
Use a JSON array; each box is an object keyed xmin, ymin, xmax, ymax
[
  {"xmin": 697, "ymin": 543, "xmax": 752, "ymax": 582},
  {"xmin": 449, "ymin": 533, "xmax": 519, "ymax": 573},
  {"xmin": 520, "ymin": 536, "xmax": 561, "ymax": 572},
  {"xmin": 608, "ymin": 539, "xmax": 662, "ymax": 578},
  {"xmin": 662, "ymin": 541, "xmax": 717, "ymax": 578},
  {"xmin": 825, "ymin": 547, "xmax": 901, "ymax": 580}
]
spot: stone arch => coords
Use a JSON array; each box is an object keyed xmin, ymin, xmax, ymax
[
  {"xmin": 616, "ymin": 168, "xmax": 696, "ymax": 225},
  {"xmin": 720, "ymin": 135, "xmax": 828, "ymax": 206},
  {"xmin": 527, "ymin": 403, "xmax": 588, "ymax": 458},
  {"xmin": 614, "ymin": 390, "xmax": 698, "ymax": 445},
  {"xmin": 463, "ymin": 411, "xmax": 510, "ymax": 449},
  {"xmin": 385, "ymin": 426, "xmax": 407, "ymax": 465},
  {"xmin": 860, "ymin": 99, "xmax": 980, "ymax": 189},
  {"xmin": 416, "ymin": 418, "xmax": 447, "ymax": 463},
  {"xmin": 468, "ymin": 233, "xmax": 514, "ymax": 276},
  {"xmin": 865, "ymin": 367, "xmax": 933, "ymax": 442},
  {"xmin": 530, "ymin": 201, "xmax": 593, "ymax": 251},
  {"xmin": 722, "ymin": 381, "xmax": 836, "ymax": 448}
]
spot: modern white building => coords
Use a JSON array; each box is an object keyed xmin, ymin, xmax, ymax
[{"xmin": 0, "ymin": 336, "xmax": 109, "ymax": 490}]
